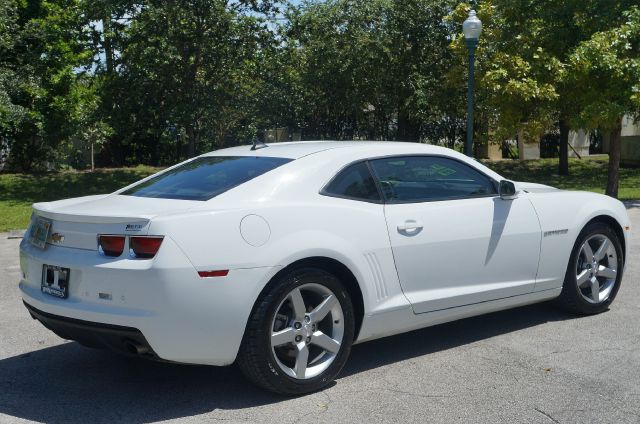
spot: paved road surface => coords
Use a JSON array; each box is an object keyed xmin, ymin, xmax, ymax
[{"xmin": 1, "ymin": 205, "xmax": 638, "ymax": 423}]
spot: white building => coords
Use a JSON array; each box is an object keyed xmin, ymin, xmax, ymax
[{"xmin": 603, "ymin": 115, "xmax": 640, "ymax": 167}]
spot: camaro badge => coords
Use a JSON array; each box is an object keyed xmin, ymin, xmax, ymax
[
  {"xmin": 125, "ymin": 223, "xmax": 145, "ymax": 232},
  {"xmin": 50, "ymin": 233, "xmax": 65, "ymax": 244},
  {"xmin": 544, "ymin": 229, "xmax": 568, "ymax": 237}
]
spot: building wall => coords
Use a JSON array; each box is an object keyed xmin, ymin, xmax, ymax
[
  {"xmin": 621, "ymin": 136, "xmax": 640, "ymax": 167},
  {"xmin": 568, "ymin": 130, "xmax": 590, "ymax": 157},
  {"xmin": 622, "ymin": 115, "xmax": 640, "ymax": 137},
  {"xmin": 601, "ymin": 115, "xmax": 640, "ymax": 167}
]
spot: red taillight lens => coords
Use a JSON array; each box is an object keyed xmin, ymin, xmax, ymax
[
  {"xmin": 98, "ymin": 235, "xmax": 125, "ymax": 257},
  {"xmin": 130, "ymin": 236, "xmax": 164, "ymax": 259}
]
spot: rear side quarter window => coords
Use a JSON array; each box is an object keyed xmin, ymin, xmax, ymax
[{"xmin": 322, "ymin": 162, "xmax": 381, "ymax": 202}]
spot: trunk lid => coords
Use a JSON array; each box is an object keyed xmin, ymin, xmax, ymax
[{"xmin": 31, "ymin": 194, "xmax": 202, "ymax": 250}]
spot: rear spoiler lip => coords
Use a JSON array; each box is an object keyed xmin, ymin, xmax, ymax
[
  {"xmin": 32, "ymin": 202, "xmax": 154, "ymax": 225},
  {"xmin": 31, "ymin": 194, "xmax": 189, "ymax": 224},
  {"xmin": 32, "ymin": 209, "xmax": 154, "ymax": 224},
  {"xmin": 31, "ymin": 194, "xmax": 211, "ymax": 226}
]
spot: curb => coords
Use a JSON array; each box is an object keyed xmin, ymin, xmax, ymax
[{"xmin": 5, "ymin": 230, "xmax": 25, "ymax": 240}]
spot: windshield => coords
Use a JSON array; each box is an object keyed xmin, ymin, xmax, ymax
[{"xmin": 121, "ymin": 156, "xmax": 292, "ymax": 201}]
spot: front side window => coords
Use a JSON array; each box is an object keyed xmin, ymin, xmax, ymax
[
  {"xmin": 121, "ymin": 156, "xmax": 292, "ymax": 201},
  {"xmin": 369, "ymin": 156, "xmax": 496, "ymax": 203},
  {"xmin": 323, "ymin": 162, "xmax": 381, "ymax": 202}
]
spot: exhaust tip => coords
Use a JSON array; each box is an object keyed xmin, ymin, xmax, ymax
[{"xmin": 124, "ymin": 340, "xmax": 149, "ymax": 355}]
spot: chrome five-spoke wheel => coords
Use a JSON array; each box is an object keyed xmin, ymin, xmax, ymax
[
  {"xmin": 558, "ymin": 222, "xmax": 623, "ymax": 315},
  {"xmin": 237, "ymin": 268, "xmax": 355, "ymax": 395},
  {"xmin": 575, "ymin": 234, "xmax": 618, "ymax": 304},
  {"xmin": 271, "ymin": 283, "xmax": 344, "ymax": 379}
]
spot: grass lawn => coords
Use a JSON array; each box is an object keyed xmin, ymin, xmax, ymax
[
  {"xmin": 0, "ymin": 166, "xmax": 159, "ymax": 232},
  {"xmin": 0, "ymin": 156, "xmax": 638, "ymax": 232},
  {"xmin": 484, "ymin": 155, "xmax": 640, "ymax": 200}
]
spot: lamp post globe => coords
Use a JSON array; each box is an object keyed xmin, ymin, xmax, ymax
[
  {"xmin": 463, "ymin": 10, "xmax": 482, "ymax": 40},
  {"xmin": 463, "ymin": 10, "xmax": 482, "ymax": 157}
]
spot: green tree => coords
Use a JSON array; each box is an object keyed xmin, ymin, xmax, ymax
[
  {"xmin": 67, "ymin": 77, "xmax": 113, "ymax": 170},
  {"xmin": 449, "ymin": 0, "xmax": 637, "ymax": 172},
  {"xmin": 101, "ymin": 0, "xmax": 277, "ymax": 165},
  {"xmin": 0, "ymin": 0, "xmax": 25, "ymax": 161},
  {"xmin": 284, "ymin": 0, "xmax": 460, "ymax": 143},
  {"xmin": 0, "ymin": 0, "xmax": 91, "ymax": 171},
  {"xmin": 568, "ymin": 7, "xmax": 640, "ymax": 197}
]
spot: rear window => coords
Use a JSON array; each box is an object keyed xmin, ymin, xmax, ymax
[{"xmin": 121, "ymin": 156, "xmax": 292, "ymax": 200}]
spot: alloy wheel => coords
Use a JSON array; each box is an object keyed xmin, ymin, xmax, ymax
[
  {"xmin": 270, "ymin": 283, "xmax": 345, "ymax": 380},
  {"xmin": 575, "ymin": 234, "xmax": 618, "ymax": 304}
]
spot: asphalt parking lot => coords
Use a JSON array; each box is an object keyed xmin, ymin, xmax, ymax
[{"xmin": 1, "ymin": 204, "xmax": 639, "ymax": 424}]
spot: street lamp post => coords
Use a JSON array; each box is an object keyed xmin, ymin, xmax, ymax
[{"xmin": 463, "ymin": 9, "xmax": 482, "ymax": 157}]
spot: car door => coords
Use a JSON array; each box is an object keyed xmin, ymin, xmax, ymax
[{"xmin": 369, "ymin": 155, "xmax": 541, "ymax": 314}]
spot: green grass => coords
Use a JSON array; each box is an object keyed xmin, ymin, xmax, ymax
[
  {"xmin": 0, "ymin": 156, "xmax": 638, "ymax": 232},
  {"xmin": 0, "ymin": 166, "xmax": 159, "ymax": 232},
  {"xmin": 484, "ymin": 155, "xmax": 640, "ymax": 200}
]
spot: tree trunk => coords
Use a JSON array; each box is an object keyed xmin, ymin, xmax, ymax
[
  {"xmin": 102, "ymin": 14, "xmax": 114, "ymax": 75},
  {"xmin": 558, "ymin": 119, "xmax": 569, "ymax": 175},
  {"xmin": 605, "ymin": 121, "xmax": 622, "ymax": 198},
  {"xmin": 397, "ymin": 109, "xmax": 419, "ymax": 142},
  {"xmin": 175, "ymin": 133, "xmax": 182, "ymax": 162},
  {"xmin": 91, "ymin": 142, "xmax": 95, "ymax": 172},
  {"xmin": 101, "ymin": 12, "xmax": 117, "ymax": 166},
  {"xmin": 517, "ymin": 127, "xmax": 526, "ymax": 161},
  {"xmin": 186, "ymin": 125, "xmax": 196, "ymax": 158}
]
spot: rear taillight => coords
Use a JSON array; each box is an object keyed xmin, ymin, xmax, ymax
[
  {"xmin": 130, "ymin": 236, "xmax": 164, "ymax": 259},
  {"xmin": 98, "ymin": 235, "xmax": 125, "ymax": 257}
]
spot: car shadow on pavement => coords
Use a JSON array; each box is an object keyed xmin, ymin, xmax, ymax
[
  {"xmin": 0, "ymin": 302, "xmax": 576, "ymax": 423},
  {"xmin": 343, "ymin": 301, "xmax": 575, "ymax": 378}
]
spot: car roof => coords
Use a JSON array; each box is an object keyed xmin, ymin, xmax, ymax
[{"xmin": 201, "ymin": 140, "xmax": 448, "ymax": 160}]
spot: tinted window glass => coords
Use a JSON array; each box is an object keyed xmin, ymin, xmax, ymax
[
  {"xmin": 369, "ymin": 156, "xmax": 496, "ymax": 202},
  {"xmin": 122, "ymin": 156, "xmax": 292, "ymax": 201},
  {"xmin": 324, "ymin": 162, "xmax": 380, "ymax": 201}
]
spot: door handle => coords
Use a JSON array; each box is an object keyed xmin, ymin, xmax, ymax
[{"xmin": 397, "ymin": 220, "xmax": 423, "ymax": 232}]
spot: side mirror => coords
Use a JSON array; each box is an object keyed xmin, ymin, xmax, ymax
[{"xmin": 499, "ymin": 180, "xmax": 518, "ymax": 200}]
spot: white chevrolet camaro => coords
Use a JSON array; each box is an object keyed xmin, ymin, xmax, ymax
[{"xmin": 19, "ymin": 141, "xmax": 630, "ymax": 394}]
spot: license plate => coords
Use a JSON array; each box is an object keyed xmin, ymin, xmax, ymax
[
  {"xmin": 29, "ymin": 217, "xmax": 52, "ymax": 249},
  {"xmin": 41, "ymin": 265, "xmax": 70, "ymax": 299}
]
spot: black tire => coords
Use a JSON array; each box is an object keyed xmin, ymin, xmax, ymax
[
  {"xmin": 237, "ymin": 267, "xmax": 355, "ymax": 395},
  {"xmin": 556, "ymin": 221, "xmax": 624, "ymax": 314}
]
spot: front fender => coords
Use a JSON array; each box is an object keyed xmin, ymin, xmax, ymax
[{"xmin": 527, "ymin": 190, "xmax": 630, "ymax": 291}]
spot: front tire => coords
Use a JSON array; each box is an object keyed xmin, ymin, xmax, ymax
[
  {"xmin": 557, "ymin": 222, "xmax": 624, "ymax": 314},
  {"xmin": 237, "ymin": 268, "xmax": 355, "ymax": 395}
]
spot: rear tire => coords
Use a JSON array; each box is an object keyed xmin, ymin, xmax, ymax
[
  {"xmin": 237, "ymin": 267, "xmax": 355, "ymax": 395},
  {"xmin": 556, "ymin": 222, "xmax": 624, "ymax": 314}
]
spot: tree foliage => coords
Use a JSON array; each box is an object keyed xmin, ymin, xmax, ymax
[
  {"xmin": 0, "ymin": 0, "xmax": 91, "ymax": 171},
  {"xmin": 284, "ymin": 0, "xmax": 461, "ymax": 144},
  {"xmin": 569, "ymin": 6, "xmax": 640, "ymax": 131},
  {"xmin": 0, "ymin": 0, "xmax": 637, "ymax": 199},
  {"xmin": 448, "ymin": 0, "xmax": 639, "ymax": 177},
  {"xmin": 568, "ymin": 6, "xmax": 640, "ymax": 196}
]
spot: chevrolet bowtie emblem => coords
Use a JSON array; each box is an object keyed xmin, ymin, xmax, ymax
[{"xmin": 50, "ymin": 233, "xmax": 65, "ymax": 244}]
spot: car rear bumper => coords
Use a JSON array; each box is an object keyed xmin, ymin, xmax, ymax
[
  {"xmin": 19, "ymin": 237, "xmax": 280, "ymax": 366},
  {"xmin": 23, "ymin": 301, "xmax": 160, "ymax": 359}
]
